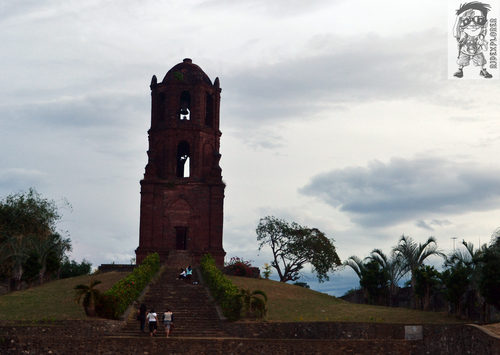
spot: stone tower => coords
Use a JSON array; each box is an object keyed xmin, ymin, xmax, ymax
[{"xmin": 135, "ymin": 58, "xmax": 225, "ymax": 267}]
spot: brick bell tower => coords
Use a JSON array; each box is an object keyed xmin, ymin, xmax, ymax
[{"xmin": 135, "ymin": 58, "xmax": 226, "ymax": 267}]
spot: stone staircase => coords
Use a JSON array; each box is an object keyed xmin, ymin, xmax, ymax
[{"xmin": 120, "ymin": 267, "xmax": 226, "ymax": 338}]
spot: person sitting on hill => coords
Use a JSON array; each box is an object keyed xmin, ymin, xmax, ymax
[
  {"xmin": 185, "ymin": 265, "xmax": 193, "ymax": 280},
  {"xmin": 178, "ymin": 268, "xmax": 187, "ymax": 280}
]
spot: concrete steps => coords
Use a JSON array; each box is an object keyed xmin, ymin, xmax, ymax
[{"xmin": 120, "ymin": 267, "xmax": 226, "ymax": 338}]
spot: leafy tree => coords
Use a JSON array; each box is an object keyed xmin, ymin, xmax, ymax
[
  {"xmin": 256, "ymin": 216, "xmax": 341, "ymax": 283},
  {"xmin": 0, "ymin": 188, "xmax": 68, "ymax": 289},
  {"xmin": 74, "ymin": 279, "xmax": 102, "ymax": 317},
  {"xmin": 0, "ymin": 234, "xmax": 33, "ymax": 289},
  {"xmin": 440, "ymin": 263, "xmax": 471, "ymax": 315},
  {"xmin": 22, "ymin": 252, "xmax": 42, "ymax": 284},
  {"xmin": 442, "ymin": 240, "xmax": 486, "ymax": 317},
  {"xmin": 346, "ymin": 255, "xmax": 390, "ymax": 304},
  {"xmin": 414, "ymin": 265, "xmax": 440, "ymax": 311},
  {"xmin": 360, "ymin": 259, "xmax": 389, "ymax": 305},
  {"xmin": 60, "ymin": 257, "xmax": 92, "ymax": 279},
  {"xmin": 392, "ymin": 235, "xmax": 444, "ymax": 308},
  {"xmin": 31, "ymin": 233, "xmax": 71, "ymax": 283},
  {"xmin": 368, "ymin": 248, "xmax": 404, "ymax": 306},
  {"xmin": 479, "ymin": 235, "xmax": 500, "ymax": 309}
]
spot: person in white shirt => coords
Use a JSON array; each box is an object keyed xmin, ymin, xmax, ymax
[{"xmin": 146, "ymin": 308, "xmax": 158, "ymax": 337}]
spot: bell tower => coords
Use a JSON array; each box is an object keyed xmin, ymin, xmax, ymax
[{"xmin": 135, "ymin": 58, "xmax": 226, "ymax": 267}]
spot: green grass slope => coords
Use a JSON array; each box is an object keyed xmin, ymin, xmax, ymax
[
  {"xmin": 0, "ymin": 272, "xmax": 129, "ymax": 321},
  {"xmin": 228, "ymin": 276, "xmax": 465, "ymax": 324}
]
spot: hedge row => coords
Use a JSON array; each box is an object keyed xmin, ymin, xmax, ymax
[
  {"xmin": 200, "ymin": 254, "xmax": 242, "ymax": 321},
  {"xmin": 96, "ymin": 253, "xmax": 160, "ymax": 319}
]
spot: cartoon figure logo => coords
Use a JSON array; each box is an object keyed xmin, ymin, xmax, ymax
[{"xmin": 453, "ymin": 2, "xmax": 493, "ymax": 78}]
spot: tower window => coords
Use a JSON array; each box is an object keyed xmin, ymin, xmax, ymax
[
  {"xmin": 158, "ymin": 92, "xmax": 166, "ymax": 121},
  {"xmin": 176, "ymin": 141, "xmax": 190, "ymax": 178},
  {"xmin": 205, "ymin": 93, "xmax": 213, "ymax": 127},
  {"xmin": 179, "ymin": 91, "xmax": 191, "ymax": 120}
]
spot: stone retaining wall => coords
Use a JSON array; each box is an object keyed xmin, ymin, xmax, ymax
[
  {"xmin": 1, "ymin": 320, "xmax": 499, "ymax": 354},
  {"xmin": 97, "ymin": 264, "xmax": 136, "ymax": 273}
]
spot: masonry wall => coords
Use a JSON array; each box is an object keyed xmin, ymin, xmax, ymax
[{"xmin": 1, "ymin": 320, "xmax": 499, "ymax": 355}]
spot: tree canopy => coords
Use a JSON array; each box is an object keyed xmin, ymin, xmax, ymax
[
  {"xmin": 0, "ymin": 188, "xmax": 72, "ymax": 289},
  {"xmin": 256, "ymin": 216, "xmax": 341, "ymax": 283}
]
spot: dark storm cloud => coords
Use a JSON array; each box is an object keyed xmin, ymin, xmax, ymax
[{"xmin": 300, "ymin": 157, "xmax": 500, "ymax": 227}]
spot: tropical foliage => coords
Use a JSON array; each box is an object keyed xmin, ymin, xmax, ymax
[
  {"xmin": 0, "ymin": 188, "xmax": 73, "ymax": 289},
  {"xmin": 345, "ymin": 232, "xmax": 500, "ymax": 321},
  {"xmin": 200, "ymin": 253, "xmax": 242, "ymax": 320},
  {"xmin": 256, "ymin": 216, "xmax": 341, "ymax": 283},
  {"xmin": 392, "ymin": 235, "xmax": 444, "ymax": 308},
  {"xmin": 74, "ymin": 279, "xmax": 102, "ymax": 317},
  {"xmin": 96, "ymin": 252, "xmax": 160, "ymax": 319},
  {"xmin": 238, "ymin": 288, "xmax": 267, "ymax": 318},
  {"xmin": 224, "ymin": 256, "xmax": 255, "ymax": 277}
]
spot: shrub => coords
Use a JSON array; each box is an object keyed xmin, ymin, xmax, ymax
[
  {"xmin": 74, "ymin": 279, "xmax": 102, "ymax": 317},
  {"xmin": 96, "ymin": 253, "xmax": 160, "ymax": 319},
  {"xmin": 201, "ymin": 254, "xmax": 242, "ymax": 320},
  {"xmin": 262, "ymin": 263, "xmax": 272, "ymax": 279},
  {"xmin": 239, "ymin": 288, "xmax": 267, "ymax": 319},
  {"xmin": 224, "ymin": 257, "xmax": 260, "ymax": 278}
]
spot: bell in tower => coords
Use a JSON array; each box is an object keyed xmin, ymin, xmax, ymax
[{"xmin": 136, "ymin": 58, "xmax": 226, "ymax": 267}]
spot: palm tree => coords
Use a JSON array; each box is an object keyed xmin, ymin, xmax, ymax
[
  {"xmin": 344, "ymin": 255, "xmax": 369, "ymax": 301},
  {"xmin": 392, "ymin": 235, "xmax": 444, "ymax": 308},
  {"xmin": 238, "ymin": 288, "xmax": 268, "ymax": 318},
  {"xmin": 444, "ymin": 240, "xmax": 487, "ymax": 318},
  {"xmin": 369, "ymin": 249, "xmax": 404, "ymax": 306},
  {"xmin": 344, "ymin": 255, "xmax": 366, "ymax": 280},
  {"xmin": 74, "ymin": 279, "xmax": 102, "ymax": 317}
]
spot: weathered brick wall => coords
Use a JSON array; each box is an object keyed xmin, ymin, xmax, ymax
[
  {"xmin": 97, "ymin": 264, "xmax": 136, "ymax": 273},
  {"xmin": 1, "ymin": 320, "xmax": 499, "ymax": 354},
  {"xmin": 224, "ymin": 321, "xmax": 405, "ymax": 339}
]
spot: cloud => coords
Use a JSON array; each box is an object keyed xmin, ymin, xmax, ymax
[
  {"xmin": 222, "ymin": 31, "xmax": 445, "ymax": 126},
  {"xmin": 300, "ymin": 156, "xmax": 500, "ymax": 227},
  {"xmin": 0, "ymin": 168, "xmax": 48, "ymax": 194},
  {"xmin": 416, "ymin": 218, "xmax": 452, "ymax": 231},
  {"xmin": 198, "ymin": 0, "xmax": 336, "ymax": 16}
]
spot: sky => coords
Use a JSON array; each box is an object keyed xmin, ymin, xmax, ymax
[{"xmin": 1, "ymin": 0, "xmax": 500, "ymax": 296}]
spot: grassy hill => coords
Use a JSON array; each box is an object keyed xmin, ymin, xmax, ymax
[
  {"xmin": 228, "ymin": 275, "xmax": 465, "ymax": 324},
  {"xmin": 0, "ymin": 271, "xmax": 465, "ymax": 324},
  {"xmin": 0, "ymin": 272, "xmax": 129, "ymax": 321}
]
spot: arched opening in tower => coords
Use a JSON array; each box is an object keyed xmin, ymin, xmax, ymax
[
  {"xmin": 176, "ymin": 141, "xmax": 190, "ymax": 178},
  {"xmin": 179, "ymin": 91, "xmax": 191, "ymax": 120}
]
